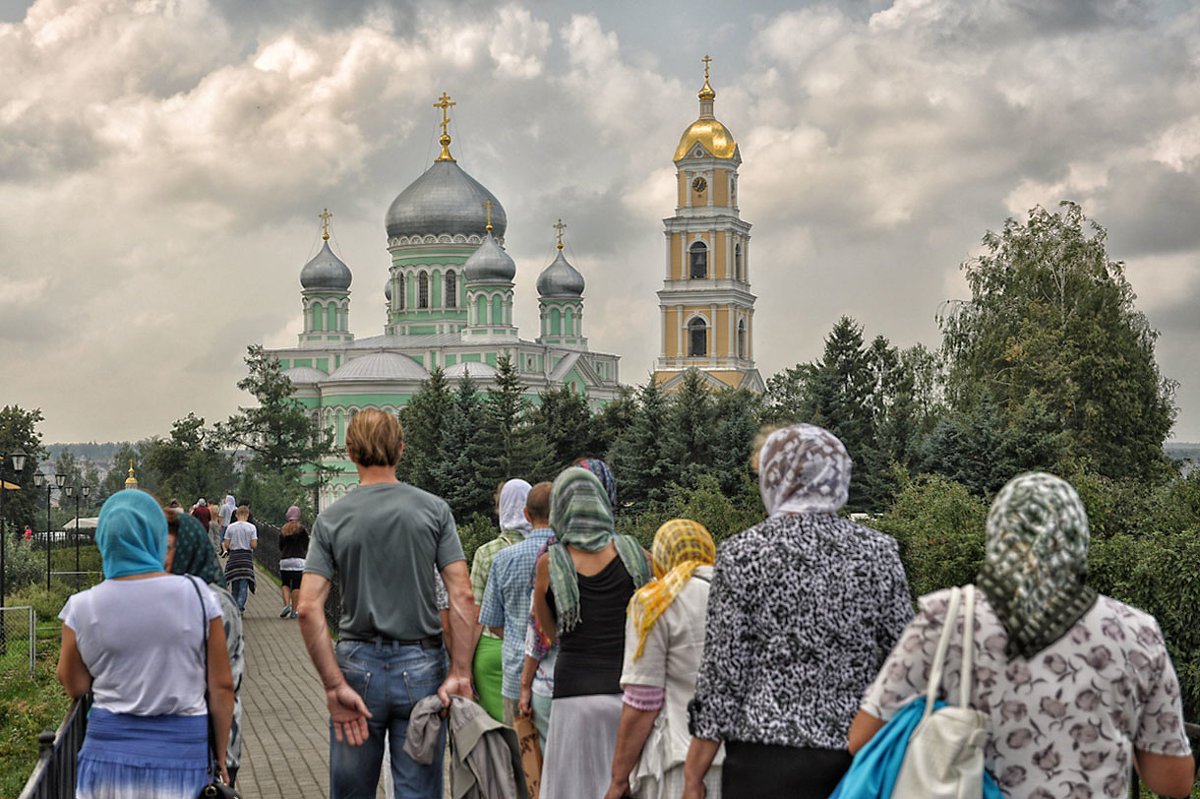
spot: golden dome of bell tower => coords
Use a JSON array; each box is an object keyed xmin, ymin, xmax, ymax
[{"xmin": 653, "ymin": 56, "xmax": 763, "ymax": 394}]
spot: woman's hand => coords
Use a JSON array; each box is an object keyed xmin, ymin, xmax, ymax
[{"xmin": 603, "ymin": 777, "xmax": 631, "ymax": 799}]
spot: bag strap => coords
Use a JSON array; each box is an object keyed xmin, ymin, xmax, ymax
[
  {"xmin": 923, "ymin": 586, "xmax": 962, "ymax": 720},
  {"xmin": 186, "ymin": 576, "xmax": 220, "ymax": 784},
  {"xmin": 959, "ymin": 584, "xmax": 977, "ymax": 708}
]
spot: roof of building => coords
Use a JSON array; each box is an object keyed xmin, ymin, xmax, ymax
[
  {"xmin": 282, "ymin": 366, "xmax": 329, "ymax": 384},
  {"xmin": 300, "ymin": 240, "xmax": 352, "ymax": 291},
  {"xmin": 463, "ymin": 231, "xmax": 516, "ymax": 284},
  {"xmin": 537, "ymin": 248, "xmax": 585, "ymax": 297},
  {"xmin": 327, "ymin": 351, "xmax": 429, "ymax": 382},
  {"xmin": 444, "ymin": 361, "xmax": 498, "ymax": 379},
  {"xmin": 385, "ymin": 160, "xmax": 507, "ymax": 240}
]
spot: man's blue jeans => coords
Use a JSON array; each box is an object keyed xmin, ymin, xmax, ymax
[
  {"xmin": 230, "ymin": 579, "xmax": 249, "ymax": 613},
  {"xmin": 330, "ymin": 639, "xmax": 446, "ymax": 799}
]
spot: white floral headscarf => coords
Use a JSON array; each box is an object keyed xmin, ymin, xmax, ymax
[{"xmin": 758, "ymin": 424, "xmax": 852, "ymax": 517}]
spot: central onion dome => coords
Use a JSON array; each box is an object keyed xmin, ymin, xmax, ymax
[
  {"xmin": 463, "ymin": 230, "xmax": 516, "ymax": 284},
  {"xmin": 537, "ymin": 248, "xmax": 584, "ymax": 298},
  {"xmin": 385, "ymin": 160, "xmax": 508, "ymax": 240},
  {"xmin": 673, "ymin": 73, "xmax": 739, "ymax": 161},
  {"xmin": 300, "ymin": 240, "xmax": 352, "ymax": 291}
]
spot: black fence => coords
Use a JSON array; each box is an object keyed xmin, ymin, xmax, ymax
[
  {"xmin": 253, "ymin": 521, "xmax": 342, "ymax": 634},
  {"xmin": 17, "ymin": 694, "xmax": 91, "ymax": 799}
]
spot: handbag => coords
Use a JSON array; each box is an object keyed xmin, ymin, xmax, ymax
[
  {"xmin": 892, "ymin": 584, "xmax": 1001, "ymax": 799},
  {"xmin": 187, "ymin": 577, "xmax": 242, "ymax": 799}
]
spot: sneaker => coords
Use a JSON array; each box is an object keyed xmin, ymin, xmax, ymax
[
  {"xmin": 279, "ymin": 605, "xmax": 292, "ymax": 618},
  {"xmin": 290, "ymin": 611, "xmax": 298, "ymax": 619}
]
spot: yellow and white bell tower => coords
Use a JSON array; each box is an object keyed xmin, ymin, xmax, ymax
[{"xmin": 653, "ymin": 57, "xmax": 763, "ymax": 393}]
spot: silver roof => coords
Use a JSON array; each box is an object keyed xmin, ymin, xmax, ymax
[
  {"xmin": 537, "ymin": 249, "xmax": 585, "ymax": 297},
  {"xmin": 385, "ymin": 160, "xmax": 507, "ymax": 240},
  {"xmin": 444, "ymin": 361, "xmax": 498, "ymax": 379},
  {"xmin": 384, "ymin": 279, "xmax": 392, "ymax": 302},
  {"xmin": 283, "ymin": 366, "xmax": 328, "ymax": 384},
  {"xmin": 300, "ymin": 240, "xmax": 352, "ymax": 291},
  {"xmin": 463, "ymin": 231, "xmax": 516, "ymax": 284},
  {"xmin": 327, "ymin": 352, "xmax": 430, "ymax": 382}
]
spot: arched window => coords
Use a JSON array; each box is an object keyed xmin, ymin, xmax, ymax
[
  {"xmin": 564, "ymin": 307, "xmax": 575, "ymax": 336},
  {"xmin": 550, "ymin": 307, "xmax": 561, "ymax": 335},
  {"xmin": 734, "ymin": 243, "xmax": 743, "ymax": 281},
  {"xmin": 312, "ymin": 302, "xmax": 324, "ymax": 331},
  {"xmin": 445, "ymin": 271, "xmax": 457, "ymax": 308},
  {"xmin": 688, "ymin": 317, "xmax": 707, "ymax": 357},
  {"xmin": 397, "ymin": 275, "xmax": 405, "ymax": 310},
  {"xmin": 689, "ymin": 241, "xmax": 708, "ymax": 279},
  {"xmin": 326, "ymin": 303, "xmax": 337, "ymax": 332},
  {"xmin": 418, "ymin": 271, "xmax": 429, "ymax": 308},
  {"xmin": 491, "ymin": 295, "xmax": 503, "ymax": 327},
  {"xmin": 476, "ymin": 295, "xmax": 487, "ymax": 325},
  {"xmin": 737, "ymin": 320, "xmax": 747, "ymax": 359}
]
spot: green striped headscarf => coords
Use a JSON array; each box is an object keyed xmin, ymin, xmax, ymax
[
  {"xmin": 977, "ymin": 472, "xmax": 1097, "ymax": 660},
  {"xmin": 170, "ymin": 510, "xmax": 226, "ymax": 588},
  {"xmin": 547, "ymin": 467, "xmax": 650, "ymax": 633}
]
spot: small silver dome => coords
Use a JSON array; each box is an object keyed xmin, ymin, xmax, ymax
[
  {"xmin": 328, "ymin": 352, "xmax": 429, "ymax": 382},
  {"xmin": 463, "ymin": 232, "xmax": 516, "ymax": 284},
  {"xmin": 300, "ymin": 240, "xmax": 352, "ymax": 291},
  {"xmin": 282, "ymin": 366, "xmax": 328, "ymax": 384},
  {"xmin": 537, "ymin": 249, "xmax": 585, "ymax": 297},
  {"xmin": 384, "ymin": 279, "xmax": 392, "ymax": 302},
  {"xmin": 385, "ymin": 160, "xmax": 507, "ymax": 240}
]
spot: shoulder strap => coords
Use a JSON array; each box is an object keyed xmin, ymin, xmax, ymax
[
  {"xmin": 959, "ymin": 584, "xmax": 977, "ymax": 708},
  {"xmin": 185, "ymin": 576, "xmax": 220, "ymax": 782},
  {"xmin": 923, "ymin": 586, "xmax": 962, "ymax": 720}
]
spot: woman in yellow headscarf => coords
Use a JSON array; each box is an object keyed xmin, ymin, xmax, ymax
[{"xmin": 604, "ymin": 519, "xmax": 723, "ymax": 799}]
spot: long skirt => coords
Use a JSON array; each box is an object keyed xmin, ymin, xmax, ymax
[
  {"xmin": 77, "ymin": 708, "xmax": 209, "ymax": 799},
  {"xmin": 723, "ymin": 740, "xmax": 851, "ymax": 799},
  {"xmin": 540, "ymin": 693, "xmax": 623, "ymax": 799},
  {"xmin": 471, "ymin": 635, "xmax": 505, "ymax": 722}
]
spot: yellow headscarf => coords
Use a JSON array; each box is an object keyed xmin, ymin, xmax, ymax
[{"xmin": 628, "ymin": 519, "xmax": 716, "ymax": 661}]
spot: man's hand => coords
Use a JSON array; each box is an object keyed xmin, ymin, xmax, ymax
[
  {"xmin": 603, "ymin": 776, "xmax": 631, "ymax": 799},
  {"xmin": 326, "ymin": 682, "xmax": 371, "ymax": 746},
  {"xmin": 437, "ymin": 672, "xmax": 473, "ymax": 707},
  {"xmin": 518, "ymin": 684, "xmax": 533, "ymax": 717}
]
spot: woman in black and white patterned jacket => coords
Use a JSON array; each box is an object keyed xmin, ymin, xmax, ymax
[{"xmin": 682, "ymin": 423, "xmax": 913, "ymax": 799}]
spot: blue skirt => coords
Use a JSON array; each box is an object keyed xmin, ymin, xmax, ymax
[{"xmin": 78, "ymin": 708, "xmax": 209, "ymax": 799}]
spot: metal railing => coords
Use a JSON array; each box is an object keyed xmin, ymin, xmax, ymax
[{"xmin": 17, "ymin": 693, "xmax": 91, "ymax": 799}]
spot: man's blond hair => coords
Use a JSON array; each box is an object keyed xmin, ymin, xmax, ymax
[{"xmin": 346, "ymin": 408, "xmax": 404, "ymax": 468}]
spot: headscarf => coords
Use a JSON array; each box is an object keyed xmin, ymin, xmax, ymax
[
  {"xmin": 285, "ymin": 505, "xmax": 301, "ymax": 523},
  {"xmin": 758, "ymin": 423, "xmax": 852, "ymax": 516},
  {"xmin": 977, "ymin": 472, "xmax": 1098, "ymax": 660},
  {"xmin": 575, "ymin": 458, "xmax": 617, "ymax": 509},
  {"xmin": 96, "ymin": 490, "xmax": 167, "ymax": 579},
  {"xmin": 546, "ymin": 467, "xmax": 651, "ymax": 633},
  {"xmin": 498, "ymin": 479, "xmax": 533, "ymax": 538},
  {"xmin": 169, "ymin": 511, "xmax": 226, "ymax": 588},
  {"xmin": 222, "ymin": 495, "xmax": 236, "ymax": 516},
  {"xmin": 628, "ymin": 519, "xmax": 715, "ymax": 661},
  {"xmin": 197, "ymin": 498, "xmax": 207, "ymax": 507}
]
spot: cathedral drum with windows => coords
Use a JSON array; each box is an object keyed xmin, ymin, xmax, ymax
[{"xmin": 653, "ymin": 58, "xmax": 763, "ymax": 393}]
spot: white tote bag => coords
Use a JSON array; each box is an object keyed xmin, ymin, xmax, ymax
[{"xmin": 892, "ymin": 585, "xmax": 991, "ymax": 799}]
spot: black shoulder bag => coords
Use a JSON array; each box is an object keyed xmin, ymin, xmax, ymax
[{"xmin": 186, "ymin": 577, "xmax": 241, "ymax": 799}]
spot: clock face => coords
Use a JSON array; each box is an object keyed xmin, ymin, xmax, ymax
[{"xmin": 692, "ymin": 176, "xmax": 707, "ymax": 193}]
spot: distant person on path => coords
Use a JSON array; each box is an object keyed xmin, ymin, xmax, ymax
[
  {"xmin": 533, "ymin": 467, "xmax": 652, "ymax": 799},
  {"xmin": 471, "ymin": 477, "xmax": 533, "ymax": 721},
  {"xmin": 23, "ymin": 524, "xmax": 31, "ymax": 540},
  {"xmin": 297, "ymin": 408, "xmax": 477, "ymax": 799},
  {"xmin": 478, "ymin": 481, "xmax": 554, "ymax": 725},
  {"xmin": 605, "ymin": 519, "xmax": 723, "ymax": 799},
  {"xmin": 222, "ymin": 506, "xmax": 257, "ymax": 613},
  {"xmin": 167, "ymin": 510, "xmax": 245, "ymax": 789},
  {"xmin": 851, "ymin": 472, "xmax": 1196, "ymax": 799},
  {"xmin": 683, "ymin": 424, "xmax": 912, "ymax": 799},
  {"xmin": 278, "ymin": 505, "xmax": 308, "ymax": 619},
  {"xmin": 191, "ymin": 498, "xmax": 211, "ymax": 531},
  {"xmin": 56, "ymin": 489, "xmax": 234, "ymax": 798},
  {"xmin": 218, "ymin": 495, "xmax": 236, "ymax": 534}
]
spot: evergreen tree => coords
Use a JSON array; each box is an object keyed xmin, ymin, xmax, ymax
[
  {"xmin": 397, "ymin": 368, "xmax": 453, "ymax": 491},
  {"xmin": 596, "ymin": 385, "xmax": 637, "ymax": 459},
  {"xmin": 533, "ymin": 385, "xmax": 605, "ymax": 470},
  {"xmin": 709, "ymin": 389, "xmax": 760, "ymax": 497},
  {"xmin": 480, "ymin": 356, "xmax": 553, "ymax": 485},
  {"xmin": 0, "ymin": 405, "xmax": 47, "ymax": 536},
  {"xmin": 431, "ymin": 376, "xmax": 493, "ymax": 520},
  {"xmin": 662, "ymin": 370, "xmax": 717, "ymax": 490},
  {"xmin": 611, "ymin": 379, "xmax": 672, "ymax": 511}
]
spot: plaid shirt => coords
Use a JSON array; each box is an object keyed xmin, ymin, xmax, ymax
[
  {"xmin": 470, "ymin": 531, "xmax": 523, "ymax": 639},
  {"xmin": 478, "ymin": 527, "xmax": 554, "ymax": 699}
]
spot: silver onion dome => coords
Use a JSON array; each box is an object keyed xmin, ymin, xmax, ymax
[
  {"xmin": 463, "ymin": 231, "xmax": 516, "ymax": 284},
  {"xmin": 385, "ymin": 160, "xmax": 507, "ymax": 240},
  {"xmin": 384, "ymin": 279, "xmax": 392, "ymax": 302},
  {"xmin": 299, "ymin": 240, "xmax": 352, "ymax": 291},
  {"xmin": 537, "ymin": 249, "xmax": 585, "ymax": 297}
]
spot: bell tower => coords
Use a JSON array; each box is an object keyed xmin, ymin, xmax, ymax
[{"xmin": 653, "ymin": 57, "xmax": 762, "ymax": 393}]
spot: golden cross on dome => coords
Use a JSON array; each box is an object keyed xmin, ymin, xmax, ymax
[
  {"xmin": 482, "ymin": 198, "xmax": 495, "ymax": 232},
  {"xmin": 553, "ymin": 218, "xmax": 567, "ymax": 250},
  {"xmin": 319, "ymin": 208, "xmax": 333, "ymax": 241},
  {"xmin": 702, "ymin": 54, "xmax": 712, "ymax": 80},
  {"xmin": 434, "ymin": 92, "xmax": 457, "ymax": 162}
]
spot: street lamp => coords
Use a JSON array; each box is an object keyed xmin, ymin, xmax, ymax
[
  {"xmin": 66, "ymin": 484, "xmax": 80, "ymax": 591},
  {"xmin": 0, "ymin": 447, "xmax": 27, "ymax": 654},
  {"xmin": 32, "ymin": 473, "xmax": 66, "ymax": 590}
]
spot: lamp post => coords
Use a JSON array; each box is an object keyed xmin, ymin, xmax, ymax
[
  {"xmin": 66, "ymin": 484, "xmax": 80, "ymax": 591},
  {"xmin": 82, "ymin": 484, "xmax": 90, "ymax": 585},
  {"xmin": 0, "ymin": 448, "xmax": 28, "ymax": 655},
  {"xmin": 33, "ymin": 473, "xmax": 66, "ymax": 590}
]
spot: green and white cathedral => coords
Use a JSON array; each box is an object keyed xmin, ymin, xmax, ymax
[{"xmin": 265, "ymin": 98, "xmax": 621, "ymax": 508}]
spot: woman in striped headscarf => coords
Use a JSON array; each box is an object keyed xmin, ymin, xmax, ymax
[
  {"xmin": 605, "ymin": 519, "xmax": 723, "ymax": 799},
  {"xmin": 534, "ymin": 467, "xmax": 652, "ymax": 799}
]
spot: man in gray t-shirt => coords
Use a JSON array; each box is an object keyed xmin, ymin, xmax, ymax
[{"xmin": 298, "ymin": 409, "xmax": 478, "ymax": 799}]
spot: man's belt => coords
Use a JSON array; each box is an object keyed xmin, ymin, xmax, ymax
[{"xmin": 339, "ymin": 634, "xmax": 442, "ymax": 650}]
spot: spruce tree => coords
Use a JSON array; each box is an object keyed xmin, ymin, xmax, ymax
[{"xmin": 397, "ymin": 367, "xmax": 453, "ymax": 491}]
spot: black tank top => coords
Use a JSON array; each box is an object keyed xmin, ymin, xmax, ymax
[{"xmin": 550, "ymin": 555, "xmax": 636, "ymax": 698}]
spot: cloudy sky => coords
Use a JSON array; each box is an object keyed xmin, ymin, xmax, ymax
[{"xmin": 3, "ymin": 0, "xmax": 1200, "ymax": 446}]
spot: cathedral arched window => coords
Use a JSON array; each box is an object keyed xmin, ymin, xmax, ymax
[
  {"xmin": 445, "ymin": 271, "xmax": 457, "ymax": 308},
  {"xmin": 491, "ymin": 295, "xmax": 503, "ymax": 327},
  {"xmin": 734, "ymin": 243, "xmax": 743, "ymax": 281},
  {"xmin": 327, "ymin": 303, "xmax": 338, "ymax": 332},
  {"xmin": 418, "ymin": 271, "xmax": 429, "ymax": 309},
  {"xmin": 688, "ymin": 317, "xmax": 708, "ymax": 357},
  {"xmin": 737, "ymin": 320, "xmax": 747, "ymax": 359},
  {"xmin": 565, "ymin": 307, "xmax": 575, "ymax": 336},
  {"xmin": 397, "ymin": 276, "xmax": 405, "ymax": 310},
  {"xmin": 550, "ymin": 308, "xmax": 561, "ymax": 335},
  {"xmin": 312, "ymin": 302, "xmax": 324, "ymax": 331},
  {"xmin": 689, "ymin": 241, "xmax": 708, "ymax": 279},
  {"xmin": 476, "ymin": 295, "xmax": 487, "ymax": 325}
]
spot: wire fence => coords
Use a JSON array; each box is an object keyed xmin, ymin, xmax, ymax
[{"xmin": 0, "ymin": 605, "xmax": 36, "ymax": 681}]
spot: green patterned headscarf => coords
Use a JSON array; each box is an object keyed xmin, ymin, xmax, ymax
[
  {"xmin": 547, "ymin": 467, "xmax": 650, "ymax": 633},
  {"xmin": 977, "ymin": 472, "xmax": 1097, "ymax": 660},
  {"xmin": 169, "ymin": 510, "xmax": 226, "ymax": 588}
]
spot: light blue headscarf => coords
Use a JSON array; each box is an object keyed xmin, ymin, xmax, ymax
[{"xmin": 96, "ymin": 490, "xmax": 167, "ymax": 579}]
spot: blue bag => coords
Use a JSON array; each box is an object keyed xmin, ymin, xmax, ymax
[{"xmin": 829, "ymin": 697, "xmax": 927, "ymax": 799}]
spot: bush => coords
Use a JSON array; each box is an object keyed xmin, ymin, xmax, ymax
[
  {"xmin": 2, "ymin": 540, "xmax": 43, "ymax": 593},
  {"xmin": 616, "ymin": 473, "xmax": 764, "ymax": 551},
  {"xmin": 458, "ymin": 513, "xmax": 498, "ymax": 567}
]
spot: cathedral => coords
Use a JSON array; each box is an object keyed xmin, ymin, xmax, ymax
[{"xmin": 264, "ymin": 66, "xmax": 760, "ymax": 508}]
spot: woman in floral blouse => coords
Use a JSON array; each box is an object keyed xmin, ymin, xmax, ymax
[
  {"xmin": 851, "ymin": 472, "xmax": 1195, "ymax": 799},
  {"xmin": 682, "ymin": 424, "xmax": 913, "ymax": 799}
]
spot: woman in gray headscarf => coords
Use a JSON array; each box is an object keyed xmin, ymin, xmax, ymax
[
  {"xmin": 853, "ymin": 472, "xmax": 1195, "ymax": 799},
  {"xmin": 682, "ymin": 424, "xmax": 913, "ymax": 799}
]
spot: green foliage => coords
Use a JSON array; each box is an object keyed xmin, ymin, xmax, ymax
[
  {"xmin": 431, "ymin": 377, "xmax": 493, "ymax": 521},
  {"xmin": 940, "ymin": 202, "xmax": 1175, "ymax": 482},
  {"xmin": 479, "ymin": 356, "xmax": 554, "ymax": 485},
  {"xmin": 398, "ymin": 367, "xmax": 454, "ymax": 491},
  {"xmin": 100, "ymin": 442, "xmax": 147, "ymax": 500},
  {"xmin": 2, "ymin": 540, "xmax": 43, "ymax": 592},
  {"xmin": 609, "ymin": 379, "xmax": 672, "ymax": 511},
  {"xmin": 616, "ymin": 473, "xmax": 764, "ymax": 551},
  {"xmin": 140, "ymin": 413, "xmax": 236, "ymax": 504},
  {"xmin": 0, "ymin": 405, "xmax": 48, "ymax": 537},
  {"xmin": 237, "ymin": 464, "xmax": 313, "ymax": 527},
  {"xmin": 0, "ymin": 637, "xmax": 71, "ymax": 798},
  {"xmin": 532, "ymin": 385, "xmax": 606, "ymax": 469},
  {"xmin": 457, "ymin": 512, "xmax": 498, "ymax": 566}
]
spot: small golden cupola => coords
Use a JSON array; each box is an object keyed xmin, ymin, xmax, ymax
[{"xmin": 673, "ymin": 55, "xmax": 739, "ymax": 162}]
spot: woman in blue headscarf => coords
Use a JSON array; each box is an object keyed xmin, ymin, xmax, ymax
[{"xmin": 57, "ymin": 490, "xmax": 235, "ymax": 799}]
